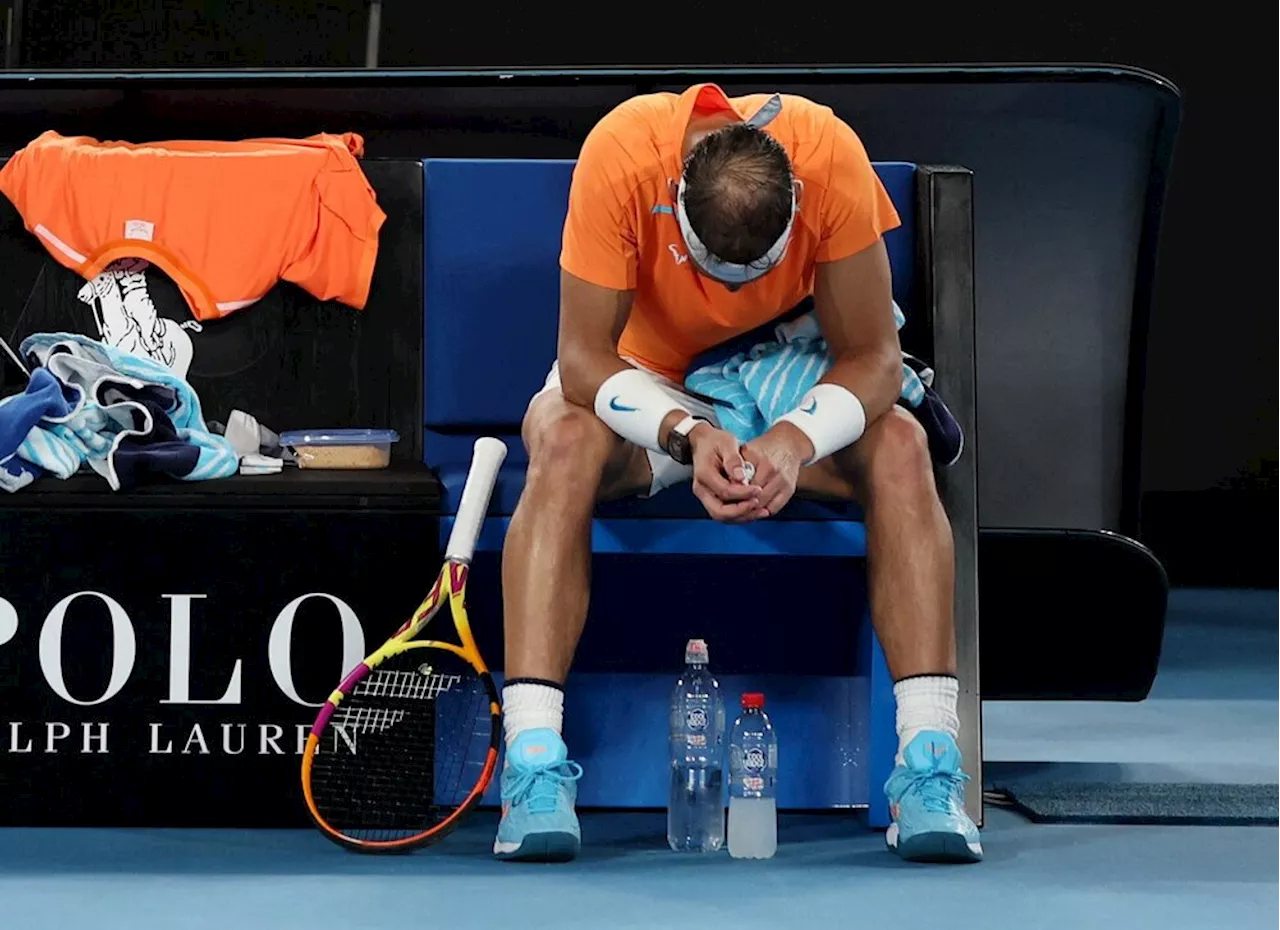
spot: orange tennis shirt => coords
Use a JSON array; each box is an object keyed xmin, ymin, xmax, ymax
[
  {"xmin": 0, "ymin": 131, "xmax": 385, "ymax": 323},
  {"xmin": 560, "ymin": 83, "xmax": 901, "ymax": 382}
]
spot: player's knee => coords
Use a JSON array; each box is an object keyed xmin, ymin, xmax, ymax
[
  {"xmin": 524, "ymin": 403, "xmax": 614, "ymax": 486},
  {"xmin": 862, "ymin": 407, "xmax": 933, "ymax": 499}
]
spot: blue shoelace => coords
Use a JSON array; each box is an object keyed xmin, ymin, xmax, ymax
[
  {"xmin": 898, "ymin": 767, "xmax": 970, "ymax": 814},
  {"xmin": 507, "ymin": 759, "xmax": 584, "ymax": 814}
]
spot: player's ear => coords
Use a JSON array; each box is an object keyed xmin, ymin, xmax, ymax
[
  {"xmin": 668, "ymin": 177, "xmax": 679, "ymax": 203},
  {"xmin": 793, "ymin": 178, "xmax": 805, "ymax": 207}
]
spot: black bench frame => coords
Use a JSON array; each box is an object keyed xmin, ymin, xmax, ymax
[{"xmin": 916, "ymin": 166, "xmax": 981, "ymax": 821}]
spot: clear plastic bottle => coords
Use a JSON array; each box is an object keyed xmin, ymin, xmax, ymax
[
  {"xmin": 667, "ymin": 638, "xmax": 726, "ymax": 852},
  {"xmin": 727, "ymin": 692, "xmax": 778, "ymax": 859}
]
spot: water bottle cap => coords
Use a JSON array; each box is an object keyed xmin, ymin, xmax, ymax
[
  {"xmin": 685, "ymin": 639, "xmax": 709, "ymax": 664},
  {"xmin": 741, "ymin": 692, "xmax": 765, "ymax": 709}
]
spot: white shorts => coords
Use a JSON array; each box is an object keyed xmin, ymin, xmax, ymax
[{"xmin": 529, "ymin": 360, "xmax": 720, "ymax": 497}]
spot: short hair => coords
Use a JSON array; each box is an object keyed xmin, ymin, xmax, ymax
[{"xmin": 681, "ymin": 123, "xmax": 794, "ymax": 266}]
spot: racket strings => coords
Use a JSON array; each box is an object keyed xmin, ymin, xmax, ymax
[{"xmin": 309, "ymin": 648, "xmax": 495, "ymax": 844}]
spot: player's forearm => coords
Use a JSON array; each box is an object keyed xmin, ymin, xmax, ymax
[
  {"xmin": 769, "ymin": 346, "xmax": 900, "ymax": 464},
  {"xmin": 557, "ymin": 345, "xmax": 631, "ymax": 410},
  {"xmin": 822, "ymin": 346, "xmax": 902, "ymax": 425},
  {"xmin": 559, "ymin": 348, "xmax": 690, "ymax": 453}
]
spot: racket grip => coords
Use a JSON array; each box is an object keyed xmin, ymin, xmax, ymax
[{"xmin": 443, "ymin": 436, "xmax": 508, "ymax": 562}]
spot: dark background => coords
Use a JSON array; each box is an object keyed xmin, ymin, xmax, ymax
[{"xmin": 2, "ymin": 1, "xmax": 1275, "ymax": 587}]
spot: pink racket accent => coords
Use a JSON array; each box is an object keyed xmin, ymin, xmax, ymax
[
  {"xmin": 310, "ymin": 662, "xmax": 372, "ymax": 736},
  {"xmin": 337, "ymin": 662, "xmax": 372, "ymax": 695},
  {"xmin": 311, "ymin": 701, "xmax": 339, "ymax": 737}
]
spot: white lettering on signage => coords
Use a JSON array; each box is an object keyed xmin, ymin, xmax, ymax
[
  {"xmin": 0, "ymin": 597, "xmax": 17, "ymax": 646},
  {"xmin": 45, "ymin": 721, "xmax": 71, "ymax": 752},
  {"xmin": 222, "ymin": 723, "xmax": 247, "ymax": 755},
  {"xmin": 82, "ymin": 722, "xmax": 109, "ymax": 754},
  {"xmin": 5, "ymin": 720, "xmax": 352, "ymax": 756},
  {"xmin": 160, "ymin": 594, "xmax": 243, "ymax": 705},
  {"xmin": 39, "ymin": 592, "xmax": 137, "ymax": 706},
  {"xmin": 1, "ymin": 590, "xmax": 383, "ymax": 760},
  {"xmin": 149, "ymin": 722, "xmax": 173, "ymax": 754},
  {"xmin": 268, "ymin": 593, "xmax": 366, "ymax": 708},
  {"xmin": 3, "ymin": 590, "xmax": 367, "ymax": 707},
  {"xmin": 259, "ymin": 724, "xmax": 285, "ymax": 755},
  {"xmin": 182, "ymin": 724, "xmax": 210, "ymax": 755},
  {"xmin": 331, "ymin": 724, "xmax": 358, "ymax": 755},
  {"xmin": 8, "ymin": 722, "xmax": 32, "ymax": 753}
]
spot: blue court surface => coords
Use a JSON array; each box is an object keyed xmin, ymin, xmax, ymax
[{"xmin": 2, "ymin": 589, "xmax": 1276, "ymax": 930}]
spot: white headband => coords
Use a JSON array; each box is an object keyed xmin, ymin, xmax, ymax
[{"xmin": 675, "ymin": 174, "xmax": 797, "ymax": 285}]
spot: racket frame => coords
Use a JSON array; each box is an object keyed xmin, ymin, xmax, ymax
[{"xmin": 300, "ymin": 438, "xmax": 506, "ymax": 854}]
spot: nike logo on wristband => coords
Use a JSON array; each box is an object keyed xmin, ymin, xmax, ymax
[
  {"xmin": 609, "ymin": 396, "xmax": 638, "ymax": 412},
  {"xmin": 801, "ymin": 399, "xmax": 818, "ymax": 415}
]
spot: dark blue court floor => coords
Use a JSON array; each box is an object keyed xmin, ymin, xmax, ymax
[{"xmin": 2, "ymin": 589, "xmax": 1276, "ymax": 930}]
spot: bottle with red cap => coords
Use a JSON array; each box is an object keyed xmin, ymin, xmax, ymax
[{"xmin": 727, "ymin": 691, "xmax": 778, "ymax": 859}]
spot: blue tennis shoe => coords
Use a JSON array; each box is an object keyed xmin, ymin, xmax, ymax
[
  {"xmin": 884, "ymin": 730, "xmax": 983, "ymax": 863},
  {"xmin": 493, "ymin": 728, "xmax": 583, "ymax": 862}
]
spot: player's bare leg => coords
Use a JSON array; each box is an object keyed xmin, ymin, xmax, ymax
[
  {"xmin": 494, "ymin": 391, "xmax": 650, "ymax": 862},
  {"xmin": 799, "ymin": 405, "xmax": 981, "ymax": 863},
  {"xmin": 502, "ymin": 392, "xmax": 651, "ymax": 682},
  {"xmin": 799, "ymin": 405, "xmax": 955, "ymax": 679}
]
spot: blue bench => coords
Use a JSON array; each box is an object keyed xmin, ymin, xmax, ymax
[{"xmin": 422, "ymin": 157, "xmax": 981, "ymax": 827}]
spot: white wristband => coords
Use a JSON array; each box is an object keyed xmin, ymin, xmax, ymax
[
  {"xmin": 777, "ymin": 383, "xmax": 867, "ymax": 464},
  {"xmin": 593, "ymin": 367, "xmax": 688, "ymax": 453}
]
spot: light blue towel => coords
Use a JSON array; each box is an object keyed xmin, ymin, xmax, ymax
[
  {"xmin": 684, "ymin": 302, "xmax": 931, "ymax": 443},
  {"xmin": 1, "ymin": 333, "xmax": 240, "ymax": 491}
]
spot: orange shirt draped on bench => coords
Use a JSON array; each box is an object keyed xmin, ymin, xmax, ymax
[
  {"xmin": 560, "ymin": 83, "xmax": 901, "ymax": 382},
  {"xmin": 0, "ymin": 130, "xmax": 385, "ymax": 323}
]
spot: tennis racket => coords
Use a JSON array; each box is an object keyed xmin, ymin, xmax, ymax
[{"xmin": 301, "ymin": 436, "xmax": 507, "ymax": 853}]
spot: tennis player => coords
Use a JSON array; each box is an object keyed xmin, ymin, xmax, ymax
[{"xmin": 493, "ymin": 83, "xmax": 982, "ymax": 864}]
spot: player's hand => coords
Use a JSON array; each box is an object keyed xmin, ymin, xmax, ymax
[
  {"xmin": 689, "ymin": 424, "xmax": 762, "ymax": 523},
  {"xmin": 740, "ymin": 424, "xmax": 811, "ymax": 519}
]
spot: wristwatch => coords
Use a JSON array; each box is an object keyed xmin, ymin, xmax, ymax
[{"xmin": 664, "ymin": 415, "xmax": 707, "ymax": 465}]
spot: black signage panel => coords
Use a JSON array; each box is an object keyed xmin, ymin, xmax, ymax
[{"xmin": 0, "ymin": 506, "xmax": 442, "ymax": 827}]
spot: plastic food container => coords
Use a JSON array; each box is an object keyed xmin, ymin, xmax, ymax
[{"xmin": 279, "ymin": 429, "xmax": 399, "ymax": 470}]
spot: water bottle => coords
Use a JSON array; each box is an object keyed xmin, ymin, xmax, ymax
[
  {"xmin": 727, "ymin": 692, "xmax": 778, "ymax": 859},
  {"xmin": 667, "ymin": 638, "xmax": 726, "ymax": 852}
]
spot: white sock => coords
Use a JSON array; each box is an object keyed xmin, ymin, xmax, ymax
[
  {"xmin": 893, "ymin": 675, "xmax": 960, "ymax": 765},
  {"xmin": 501, "ymin": 681, "xmax": 564, "ymax": 747}
]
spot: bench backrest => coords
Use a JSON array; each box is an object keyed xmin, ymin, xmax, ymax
[{"xmin": 422, "ymin": 157, "xmax": 918, "ymax": 467}]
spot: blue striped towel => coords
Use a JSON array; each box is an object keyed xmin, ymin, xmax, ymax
[
  {"xmin": 0, "ymin": 332, "xmax": 240, "ymax": 491},
  {"xmin": 684, "ymin": 301, "xmax": 932, "ymax": 444}
]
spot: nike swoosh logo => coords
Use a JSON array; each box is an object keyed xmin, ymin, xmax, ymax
[
  {"xmin": 609, "ymin": 396, "xmax": 638, "ymax": 412},
  {"xmin": 801, "ymin": 400, "xmax": 817, "ymax": 415}
]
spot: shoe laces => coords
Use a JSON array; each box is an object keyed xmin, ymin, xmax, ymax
[
  {"xmin": 902, "ymin": 766, "xmax": 969, "ymax": 814},
  {"xmin": 508, "ymin": 759, "xmax": 583, "ymax": 814}
]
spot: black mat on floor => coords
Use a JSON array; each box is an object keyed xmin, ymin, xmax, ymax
[{"xmin": 989, "ymin": 782, "xmax": 1278, "ymax": 826}]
